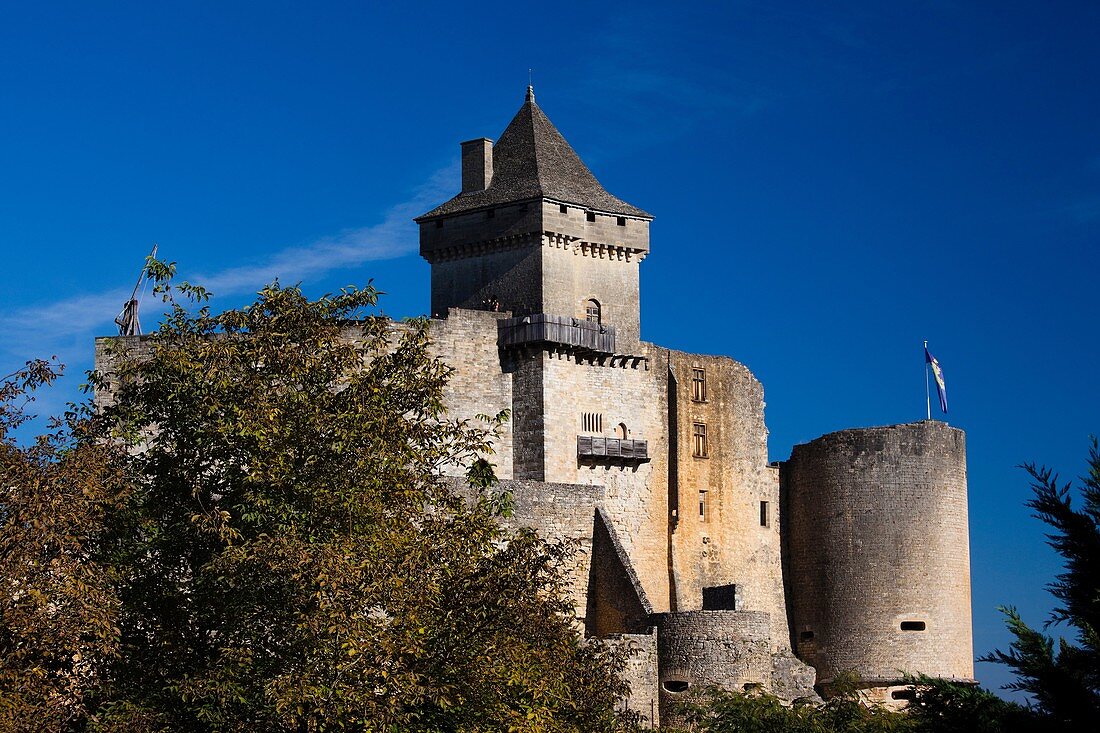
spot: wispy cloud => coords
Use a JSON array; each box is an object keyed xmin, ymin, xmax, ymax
[
  {"xmin": 0, "ymin": 161, "xmax": 458, "ymax": 413},
  {"xmin": 190, "ymin": 164, "xmax": 456, "ymax": 296}
]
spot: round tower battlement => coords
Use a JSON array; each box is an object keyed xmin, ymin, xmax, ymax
[
  {"xmin": 783, "ymin": 420, "xmax": 973, "ymax": 692},
  {"xmin": 655, "ymin": 611, "xmax": 772, "ymax": 722}
]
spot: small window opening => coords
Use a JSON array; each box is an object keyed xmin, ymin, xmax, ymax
[
  {"xmin": 662, "ymin": 680, "xmax": 690, "ymax": 694},
  {"xmin": 891, "ymin": 689, "xmax": 917, "ymax": 701},
  {"xmin": 559, "ymin": 203, "xmax": 568, "ymax": 214},
  {"xmin": 434, "ymin": 219, "xmax": 443, "ymax": 229},
  {"xmin": 586, "ymin": 211, "xmax": 596, "ymax": 222},
  {"xmin": 691, "ymin": 368, "xmax": 706, "ymax": 401},
  {"xmin": 702, "ymin": 584, "xmax": 737, "ymax": 610},
  {"xmin": 760, "ymin": 501, "xmax": 770, "ymax": 527},
  {"xmin": 900, "ymin": 620, "xmax": 927, "ymax": 631},
  {"xmin": 616, "ymin": 216, "xmax": 626, "ymax": 226},
  {"xmin": 692, "ymin": 422, "xmax": 708, "ymax": 458},
  {"xmin": 698, "ymin": 490, "xmax": 707, "ymax": 521},
  {"xmin": 581, "ymin": 412, "xmax": 603, "ymax": 433},
  {"xmin": 799, "ymin": 630, "xmax": 815, "ymax": 642},
  {"xmin": 743, "ymin": 682, "xmax": 764, "ymax": 694},
  {"xmin": 585, "ymin": 299, "xmax": 601, "ymax": 324},
  {"xmin": 485, "ymin": 208, "xmax": 495, "ymax": 219}
]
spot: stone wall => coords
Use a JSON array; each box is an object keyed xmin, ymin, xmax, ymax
[
  {"xmin": 655, "ymin": 610, "xmax": 816, "ymax": 726},
  {"xmin": 539, "ymin": 197, "xmax": 647, "ymax": 350},
  {"xmin": 783, "ymin": 421, "xmax": 973, "ymax": 687},
  {"xmin": 666, "ymin": 350, "xmax": 790, "ymax": 652},
  {"xmin": 428, "ymin": 242, "xmax": 543, "ymax": 321},
  {"xmin": 419, "ymin": 201, "xmax": 649, "ymax": 350},
  {"xmin": 537, "ymin": 347, "xmax": 671, "ymax": 612},
  {"xmin": 489, "ymin": 478, "xmax": 605, "ymax": 620},
  {"xmin": 423, "ymin": 309, "xmax": 515, "ymax": 479},
  {"xmin": 92, "ymin": 334, "xmax": 154, "ymax": 408},
  {"xmin": 586, "ymin": 508, "xmax": 653, "ymax": 636},
  {"xmin": 604, "ymin": 630, "xmax": 660, "ymax": 728}
]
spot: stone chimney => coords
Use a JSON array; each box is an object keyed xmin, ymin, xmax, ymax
[{"xmin": 460, "ymin": 138, "xmax": 493, "ymax": 192}]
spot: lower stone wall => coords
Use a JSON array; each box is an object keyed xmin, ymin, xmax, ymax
[
  {"xmin": 448, "ymin": 477, "xmax": 605, "ymax": 622},
  {"xmin": 655, "ymin": 610, "xmax": 817, "ymax": 727},
  {"xmin": 604, "ymin": 631, "xmax": 659, "ymax": 728}
]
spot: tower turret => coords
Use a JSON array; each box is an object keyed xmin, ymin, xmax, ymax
[
  {"xmin": 415, "ymin": 88, "xmax": 652, "ymax": 349},
  {"xmin": 782, "ymin": 421, "xmax": 974, "ymax": 701}
]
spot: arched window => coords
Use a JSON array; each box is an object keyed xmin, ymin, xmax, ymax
[{"xmin": 585, "ymin": 299, "xmax": 601, "ymax": 323}]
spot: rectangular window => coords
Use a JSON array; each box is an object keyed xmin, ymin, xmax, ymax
[
  {"xmin": 616, "ymin": 216, "xmax": 626, "ymax": 226},
  {"xmin": 760, "ymin": 500, "xmax": 770, "ymax": 527},
  {"xmin": 698, "ymin": 490, "xmax": 707, "ymax": 521},
  {"xmin": 691, "ymin": 368, "xmax": 706, "ymax": 402},
  {"xmin": 586, "ymin": 211, "xmax": 596, "ymax": 222},
  {"xmin": 692, "ymin": 422, "xmax": 708, "ymax": 458},
  {"xmin": 560, "ymin": 203, "xmax": 568, "ymax": 214}
]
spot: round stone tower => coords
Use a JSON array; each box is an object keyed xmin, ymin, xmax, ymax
[{"xmin": 782, "ymin": 420, "xmax": 973, "ymax": 697}]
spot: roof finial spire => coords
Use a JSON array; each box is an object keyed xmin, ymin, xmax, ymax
[{"xmin": 526, "ymin": 69, "xmax": 534, "ymax": 102}]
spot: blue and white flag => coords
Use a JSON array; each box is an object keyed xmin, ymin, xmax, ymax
[{"xmin": 925, "ymin": 347, "xmax": 948, "ymax": 414}]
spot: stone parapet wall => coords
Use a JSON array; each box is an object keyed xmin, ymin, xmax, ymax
[{"xmin": 655, "ymin": 610, "xmax": 816, "ymax": 726}]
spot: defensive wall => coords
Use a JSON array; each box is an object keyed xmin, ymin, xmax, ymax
[{"xmin": 655, "ymin": 610, "xmax": 817, "ymax": 728}]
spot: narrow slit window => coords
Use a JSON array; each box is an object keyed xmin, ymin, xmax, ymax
[
  {"xmin": 900, "ymin": 621, "xmax": 927, "ymax": 631},
  {"xmin": 698, "ymin": 490, "xmax": 707, "ymax": 521},
  {"xmin": 692, "ymin": 422, "xmax": 708, "ymax": 458},
  {"xmin": 691, "ymin": 368, "xmax": 706, "ymax": 402},
  {"xmin": 760, "ymin": 500, "xmax": 770, "ymax": 527}
]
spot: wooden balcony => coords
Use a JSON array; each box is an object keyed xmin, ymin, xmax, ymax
[
  {"xmin": 499, "ymin": 313, "xmax": 616, "ymax": 354},
  {"xmin": 577, "ymin": 436, "xmax": 650, "ymax": 462}
]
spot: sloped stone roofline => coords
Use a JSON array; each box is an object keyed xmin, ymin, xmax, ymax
[{"xmin": 416, "ymin": 90, "xmax": 652, "ymax": 221}]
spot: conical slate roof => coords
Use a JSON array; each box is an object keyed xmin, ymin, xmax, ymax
[{"xmin": 417, "ymin": 89, "xmax": 651, "ymax": 220}]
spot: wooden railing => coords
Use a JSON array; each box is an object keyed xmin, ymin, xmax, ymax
[
  {"xmin": 499, "ymin": 313, "xmax": 616, "ymax": 354},
  {"xmin": 577, "ymin": 436, "xmax": 649, "ymax": 461}
]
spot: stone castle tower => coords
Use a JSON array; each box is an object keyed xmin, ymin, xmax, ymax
[
  {"xmin": 404, "ymin": 88, "xmax": 975, "ymax": 724},
  {"xmin": 94, "ymin": 87, "xmax": 975, "ymax": 728}
]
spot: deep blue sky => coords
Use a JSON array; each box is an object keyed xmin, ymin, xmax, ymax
[{"xmin": 2, "ymin": 1, "xmax": 1097, "ymax": 699}]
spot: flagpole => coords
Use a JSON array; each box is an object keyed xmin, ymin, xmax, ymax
[{"xmin": 924, "ymin": 340, "xmax": 931, "ymax": 421}]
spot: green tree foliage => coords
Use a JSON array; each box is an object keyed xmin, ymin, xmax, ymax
[
  {"xmin": 901, "ymin": 675, "xmax": 1037, "ymax": 733},
  {"xmin": 0, "ymin": 360, "xmax": 128, "ymax": 731},
  {"xmin": 674, "ymin": 679, "xmax": 1036, "ymax": 733},
  {"xmin": 676, "ymin": 684, "xmax": 916, "ymax": 733},
  {"xmin": 980, "ymin": 439, "xmax": 1100, "ymax": 730},
  {"xmin": 1, "ymin": 268, "xmax": 639, "ymax": 732}
]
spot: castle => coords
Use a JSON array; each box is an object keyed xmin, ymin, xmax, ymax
[
  {"xmin": 94, "ymin": 87, "xmax": 974, "ymax": 728},
  {"xmin": 410, "ymin": 87, "xmax": 973, "ymax": 725}
]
